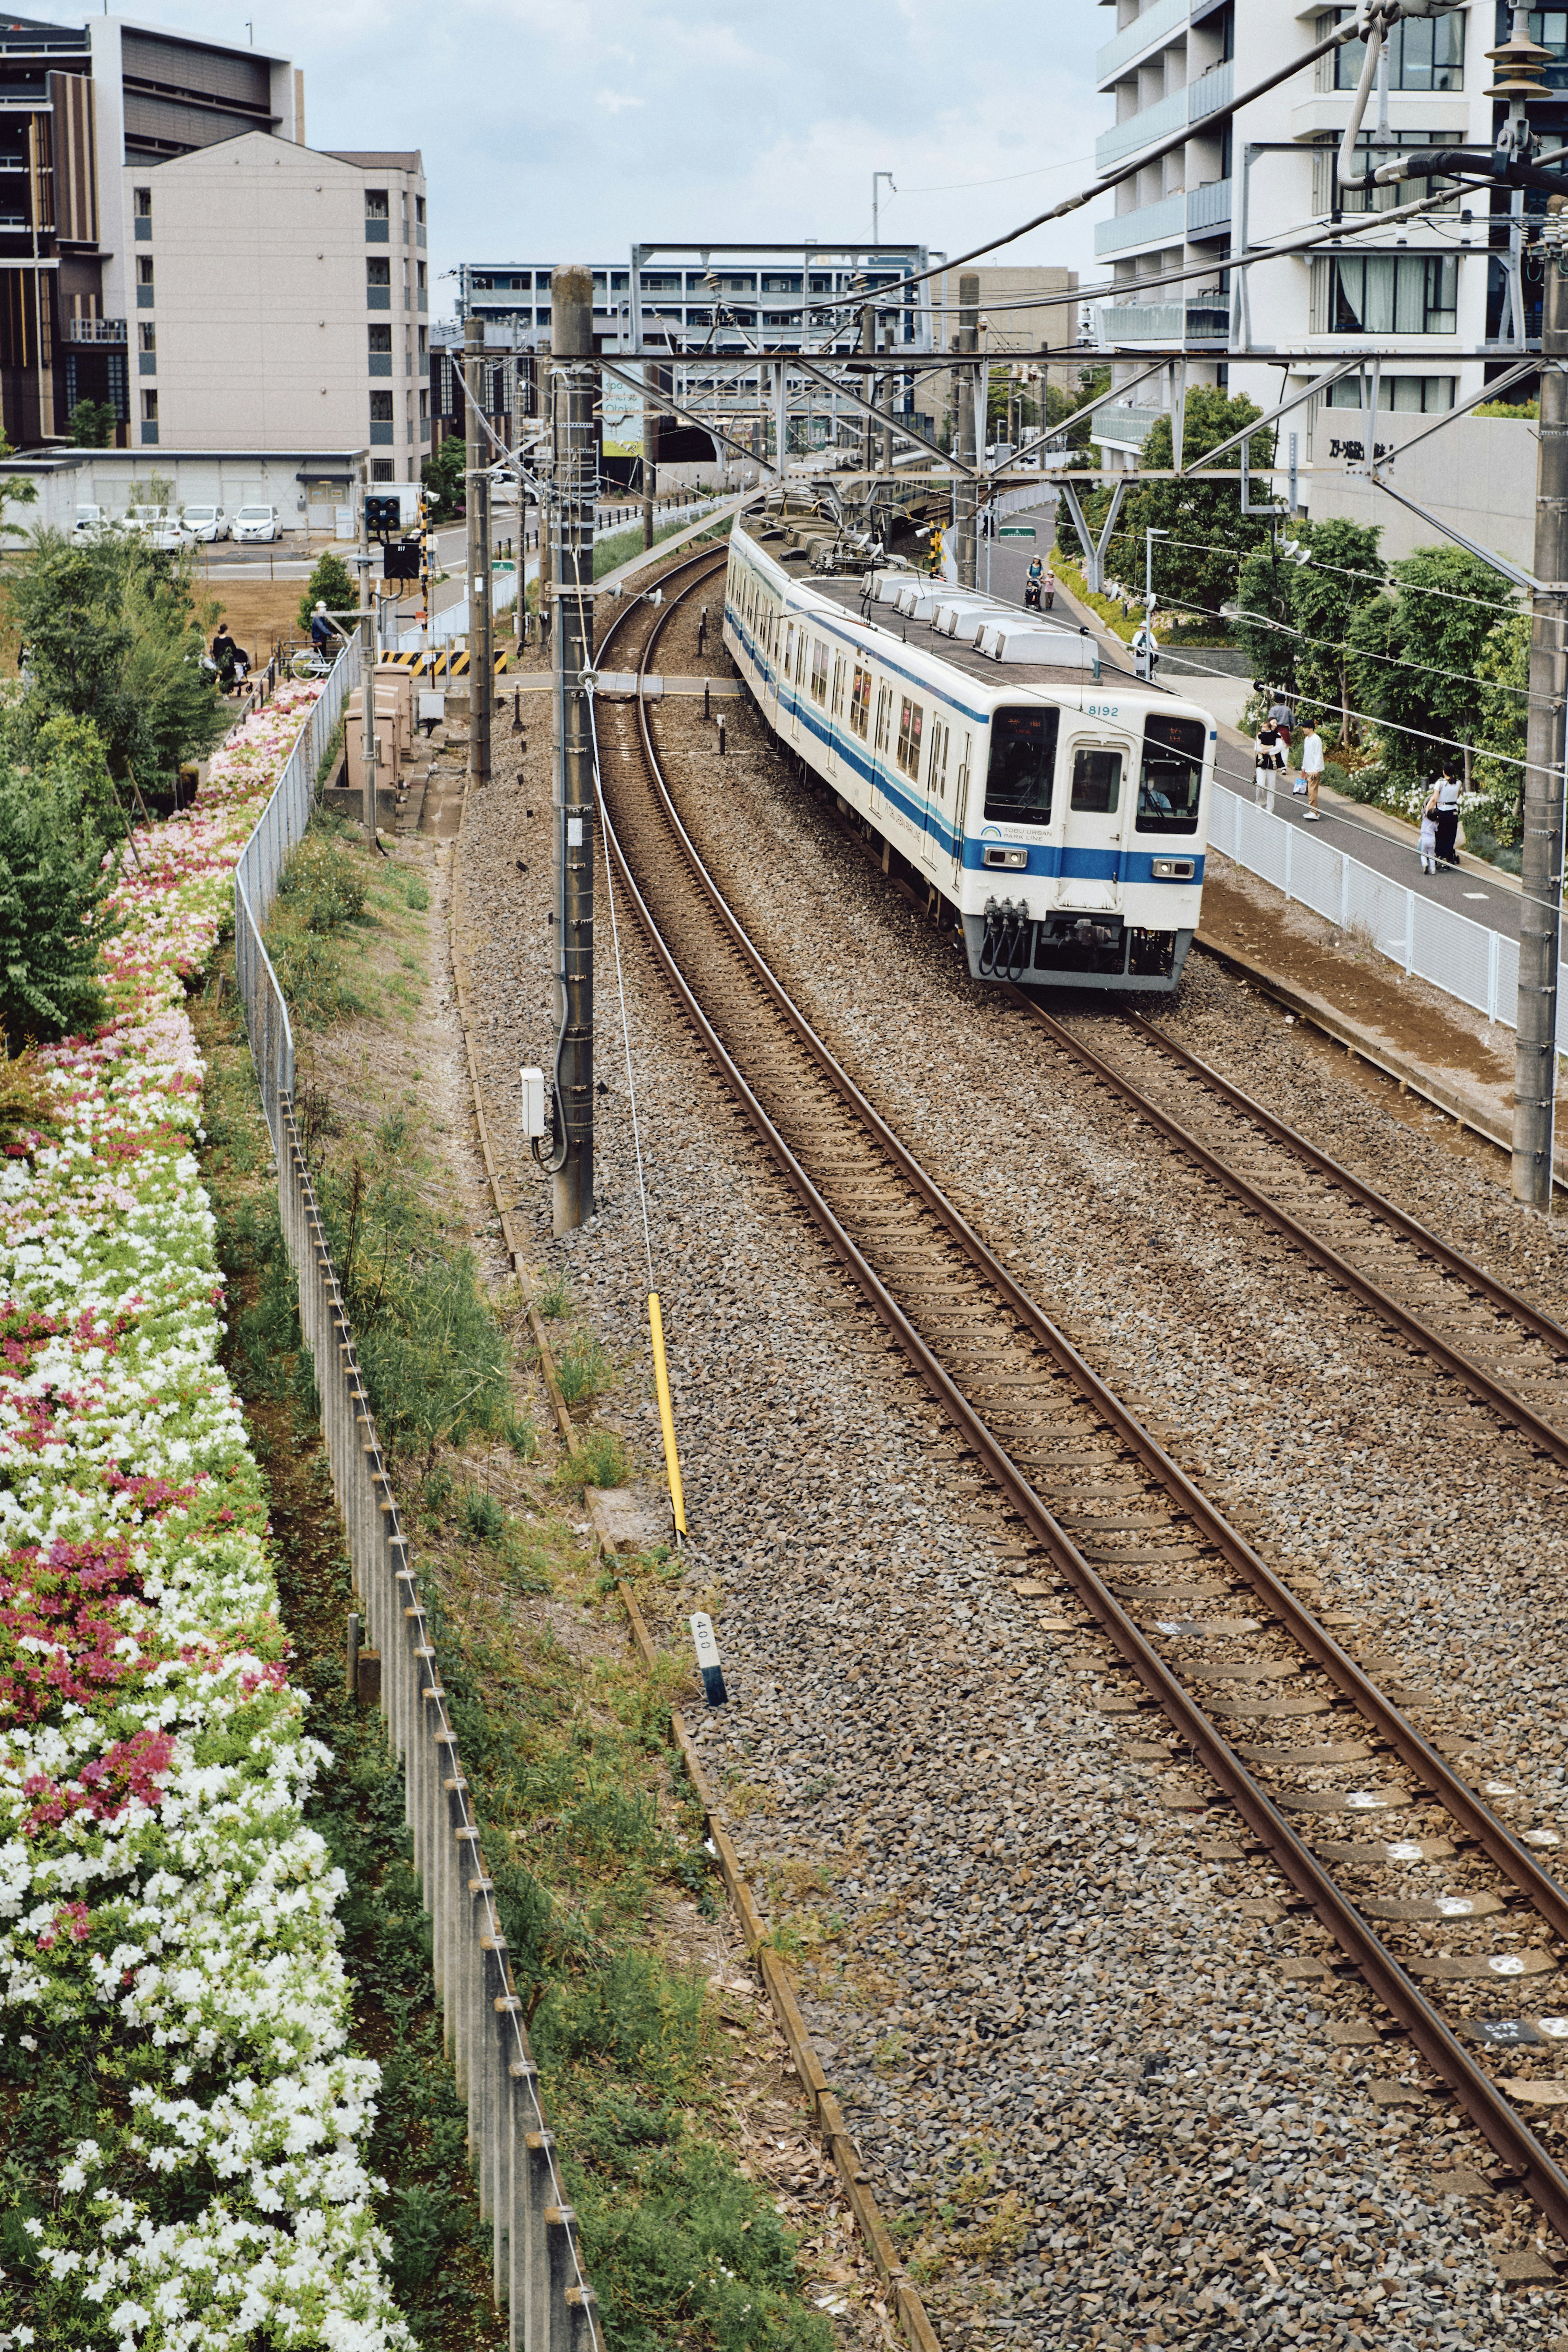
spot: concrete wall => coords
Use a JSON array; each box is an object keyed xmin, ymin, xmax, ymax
[
  {"xmin": 0, "ymin": 449, "xmax": 365, "ymax": 536},
  {"xmin": 1304, "ymin": 411, "xmax": 1535, "ymax": 572},
  {"xmin": 120, "ymin": 134, "xmax": 427, "ymax": 465}
]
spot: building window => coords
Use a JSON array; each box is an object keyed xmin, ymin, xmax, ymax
[
  {"xmin": 367, "ymin": 257, "xmax": 391, "ymax": 310},
  {"xmin": 1323, "ymin": 131, "xmax": 1461, "ymax": 216},
  {"xmin": 136, "ymin": 255, "xmax": 154, "ymax": 308},
  {"xmin": 370, "ymin": 390, "xmax": 394, "ymax": 448},
  {"xmin": 417, "ymin": 325, "xmax": 427, "ymax": 359},
  {"xmin": 1330, "ymin": 7, "xmax": 1463, "ymax": 89},
  {"xmin": 369, "ymin": 323, "xmax": 392, "ymax": 376},
  {"xmin": 134, "ymin": 186, "xmax": 151, "ymax": 241},
  {"xmin": 416, "ymin": 261, "xmax": 427, "ymax": 313},
  {"xmin": 1329, "ymin": 251, "xmax": 1457, "ymax": 334},
  {"xmin": 419, "ymin": 388, "xmax": 428, "ymax": 425},
  {"xmin": 365, "ymin": 187, "xmax": 389, "ymax": 242},
  {"xmin": 140, "ymin": 388, "xmax": 158, "ymax": 443},
  {"xmin": 138, "ymin": 321, "xmax": 155, "ymax": 376},
  {"xmin": 1326, "ymin": 372, "xmax": 1455, "ymax": 412},
  {"xmin": 1526, "ymin": 10, "xmax": 1568, "ymax": 88},
  {"xmin": 370, "ymin": 458, "xmax": 395, "ymax": 482}
]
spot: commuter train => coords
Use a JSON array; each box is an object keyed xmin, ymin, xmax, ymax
[{"xmin": 722, "ymin": 515, "xmax": 1218, "ymax": 991}]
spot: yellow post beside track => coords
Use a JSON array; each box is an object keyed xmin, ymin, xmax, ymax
[{"xmin": 647, "ymin": 1292, "xmax": 687, "ymax": 1537}]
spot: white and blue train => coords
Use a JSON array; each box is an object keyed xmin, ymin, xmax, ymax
[{"xmin": 722, "ymin": 515, "xmax": 1218, "ymax": 991}]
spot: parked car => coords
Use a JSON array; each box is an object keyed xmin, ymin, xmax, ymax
[
  {"xmin": 232, "ymin": 504, "xmax": 279, "ymax": 544},
  {"xmin": 181, "ymin": 503, "xmax": 228, "ymax": 543},
  {"xmin": 119, "ymin": 505, "xmax": 192, "ymax": 553},
  {"xmin": 71, "ymin": 502, "xmax": 106, "ymax": 540}
]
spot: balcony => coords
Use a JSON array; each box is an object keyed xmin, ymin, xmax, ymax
[
  {"xmin": 65, "ymin": 316, "xmax": 125, "ymax": 343},
  {"xmin": 370, "ymin": 421, "xmax": 394, "ymax": 444},
  {"xmin": 1091, "ymin": 402, "xmax": 1165, "ymax": 450},
  {"xmin": 1100, "ymin": 299, "xmax": 1230, "ymax": 343},
  {"xmin": 368, "ymin": 286, "xmax": 390, "ymax": 310},
  {"xmin": 1188, "ymin": 57, "xmax": 1233, "ymax": 122},
  {"xmin": 369, "ymin": 352, "xmax": 392, "ymax": 376},
  {"xmin": 1187, "ymin": 175, "xmax": 1232, "ymax": 234},
  {"xmin": 1094, "ymin": 56, "xmax": 1236, "ymax": 174},
  {"xmin": 134, "ymin": 216, "xmax": 150, "ymax": 241},
  {"xmin": 366, "ymin": 216, "xmax": 389, "ymax": 242},
  {"xmin": 1096, "ymin": 84, "xmax": 1186, "ymax": 173},
  {"xmin": 1095, "ymin": 0, "xmax": 1190, "ymax": 87},
  {"xmin": 1096, "ymin": 189, "xmax": 1185, "ymax": 257}
]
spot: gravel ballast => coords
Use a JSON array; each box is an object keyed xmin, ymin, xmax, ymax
[{"xmin": 451, "ymin": 556, "xmax": 1568, "ymax": 2347}]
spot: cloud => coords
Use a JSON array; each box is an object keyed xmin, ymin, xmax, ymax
[{"xmin": 595, "ymin": 89, "xmax": 647, "ymax": 114}]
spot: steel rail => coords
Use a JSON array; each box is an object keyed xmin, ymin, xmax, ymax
[
  {"xmin": 591, "ymin": 560, "xmax": 1568, "ymax": 2245},
  {"xmin": 1123, "ymin": 1009, "xmax": 1568, "ymax": 1352},
  {"xmin": 606, "ymin": 573, "xmax": 1568, "ymax": 1941},
  {"xmin": 1008, "ymin": 994, "xmax": 1568, "ymax": 1474}
]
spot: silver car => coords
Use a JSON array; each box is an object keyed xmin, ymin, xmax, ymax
[{"xmin": 182, "ymin": 503, "xmax": 228, "ymax": 543}]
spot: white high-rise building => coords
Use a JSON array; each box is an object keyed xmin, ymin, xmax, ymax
[{"xmin": 1091, "ymin": 2, "xmax": 1542, "ymax": 470}]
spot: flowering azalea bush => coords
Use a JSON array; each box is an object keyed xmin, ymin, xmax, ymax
[{"xmin": 0, "ymin": 685, "xmax": 411, "ymax": 2350}]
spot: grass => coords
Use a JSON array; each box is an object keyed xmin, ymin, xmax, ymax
[
  {"xmin": 593, "ymin": 512, "xmax": 713, "ymax": 580},
  {"xmin": 555, "ymin": 1327, "xmax": 613, "ymax": 1405},
  {"xmin": 200, "ymin": 824, "xmax": 835, "ymax": 2352}
]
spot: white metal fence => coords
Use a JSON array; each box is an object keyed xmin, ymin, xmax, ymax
[
  {"xmin": 1207, "ymin": 785, "xmax": 1565, "ymax": 1041},
  {"xmin": 233, "ymin": 637, "xmax": 361, "ymax": 1147},
  {"xmin": 232, "ymin": 637, "xmax": 603, "ymax": 2349}
]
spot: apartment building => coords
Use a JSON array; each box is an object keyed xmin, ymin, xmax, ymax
[
  {"xmin": 448, "ymin": 245, "xmax": 939, "ymax": 474},
  {"xmin": 1091, "ymin": 2, "xmax": 1564, "ymax": 469},
  {"xmin": 927, "ymin": 265, "xmax": 1080, "ymax": 446},
  {"xmin": 0, "ymin": 13, "xmax": 428, "ymax": 481}
]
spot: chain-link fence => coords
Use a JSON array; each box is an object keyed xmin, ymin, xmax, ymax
[{"xmin": 233, "ymin": 650, "xmax": 601, "ymax": 2349}]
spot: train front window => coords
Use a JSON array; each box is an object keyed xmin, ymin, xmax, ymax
[
  {"xmin": 984, "ymin": 706, "xmax": 1059, "ymax": 824},
  {"xmin": 1070, "ymin": 748, "xmax": 1121, "ymax": 815},
  {"xmin": 1138, "ymin": 715, "xmax": 1206, "ymax": 834}
]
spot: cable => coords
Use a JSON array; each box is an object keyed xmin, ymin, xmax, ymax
[{"xmin": 585, "ymin": 681, "xmax": 655, "ymax": 1293}]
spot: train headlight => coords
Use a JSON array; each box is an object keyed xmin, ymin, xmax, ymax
[
  {"xmin": 982, "ymin": 846, "xmax": 1029, "ymax": 870},
  {"xmin": 1151, "ymin": 858, "xmax": 1196, "ymax": 880}
]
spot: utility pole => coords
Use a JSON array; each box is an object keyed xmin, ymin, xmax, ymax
[
  {"xmin": 1515, "ymin": 208, "xmax": 1568, "ymax": 1210},
  {"xmin": 880, "ymin": 317, "xmax": 894, "ymax": 482},
  {"xmin": 549, "ymin": 266, "xmax": 596, "ymax": 1233},
  {"xmin": 954, "ymin": 271, "xmax": 979, "ymax": 589},
  {"xmin": 465, "ymin": 312, "xmax": 492, "ymax": 787},
  {"xmin": 860, "ymin": 301, "xmax": 875, "ymax": 483},
  {"xmin": 358, "ymin": 465, "xmax": 376, "ymax": 847},
  {"xmin": 537, "ymin": 336, "xmax": 552, "ymax": 648}
]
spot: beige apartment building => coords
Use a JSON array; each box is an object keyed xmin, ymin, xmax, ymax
[
  {"xmin": 931, "ymin": 264, "xmax": 1080, "ymax": 448},
  {"xmin": 119, "ymin": 138, "xmax": 429, "ymax": 474}
]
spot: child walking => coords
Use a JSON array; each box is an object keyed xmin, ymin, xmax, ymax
[{"xmin": 1418, "ymin": 788, "xmax": 1438, "ymax": 876}]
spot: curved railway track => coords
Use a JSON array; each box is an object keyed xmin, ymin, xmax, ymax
[{"xmin": 592, "ymin": 548, "xmax": 1568, "ymax": 2251}]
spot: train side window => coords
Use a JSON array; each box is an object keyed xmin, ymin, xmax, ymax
[
  {"xmin": 896, "ymin": 697, "xmax": 924, "ymax": 779},
  {"xmin": 983, "ymin": 705, "xmax": 1059, "ymax": 824},
  {"xmin": 784, "ymin": 621, "xmax": 795, "ymax": 678},
  {"xmin": 832, "ymin": 655, "xmax": 845, "ymax": 715},
  {"xmin": 1137, "ymin": 714, "xmax": 1205, "ymax": 834},
  {"xmin": 797, "ymin": 633, "xmax": 808, "ymax": 686},
  {"xmin": 1070, "ymin": 748, "xmax": 1122, "ymax": 815},
  {"xmin": 875, "ymin": 685, "xmax": 891, "ymax": 752},
  {"xmin": 811, "ymin": 640, "xmax": 829, "ymax": 702},
  {"xmin": 850, "ymin": 665, "xmax": 871, "ymax": 738}
]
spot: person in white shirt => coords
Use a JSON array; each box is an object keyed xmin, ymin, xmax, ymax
[{"xmin": 1300, "ymin": 723, "xmax": 1325, "ymax": 820}]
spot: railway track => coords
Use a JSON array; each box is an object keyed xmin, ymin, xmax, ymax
[{"xmin": 592, "ymin": 549, "xmax": 1568, "ymax": 2259}]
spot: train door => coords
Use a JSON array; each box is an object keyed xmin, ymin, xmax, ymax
[
  {"xmin": 827, "ymin": 653, "xmax": 846, "ymax": 784},
  {"xmin": 870, "ymin": 679, "xmax": 892, "ymax": 818},
  {"xmin": 921, "ymin": 713, "xmax": 952, "ymax": 872},
  {"xmin": 1056, "ymin": 731, "xmax": 1133, "ymax": 911},
  {"xmin": 951, "ymin": 728, "xmax": 972, "ymax": 891}
]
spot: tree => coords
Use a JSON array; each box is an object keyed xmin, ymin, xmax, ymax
[
  {"xmin": 1045, "ymin": 367, "xmax": 1109, "ymax": 469},
  {"xmin": 420, "ymin": 432, "xmax": 466, "ymax": 522},
  {"xmin": 1472, "ymin": 611, "xmax": 1530, "ymax": 840},
  {"xmin": 0, "ymin": 721, "xmax": 122, "ymax": 1047},
  {"xmin": 65, "ymin": 399, "xmax": 116, "ymax": 449},
  {"xmin": 1055, "ymin": 388, "xmax": 1276, "ymax": 618},
  {"xmin": 1346, "ymin": 544, "xmax": 1518, "ymax": 783},
  {"xmin": 3, "ymin": 530, "xmax": 229, "ymax": 802},
  {"xmin": 297, "ymin": 549, "xmax": 357, "ymax": 635},
  {"xmin": 1232, "ymin": 517, "xmax": 1384, "ymax": 744}
]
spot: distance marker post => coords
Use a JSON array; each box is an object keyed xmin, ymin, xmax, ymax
[{"xmin": 690, "ymin": 1612, "xmax": 727, "ymax": 1707}]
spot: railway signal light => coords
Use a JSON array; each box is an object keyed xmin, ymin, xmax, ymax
[{"xmin": 365, "ymin": 493, "xmax": 401, "ymax": 536}]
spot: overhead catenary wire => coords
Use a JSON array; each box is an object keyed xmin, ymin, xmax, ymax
[{"xmin": 585, "ymin": 680, "xmax": 655, "ymax": 1292}]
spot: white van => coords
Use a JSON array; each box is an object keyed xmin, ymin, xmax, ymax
[
  {"xmin": 71, "ymin": 503, "xmax": 105, "ymax": 540},
  {"xmin": 182, "ymin": 503, "xmax": 228, "ymax": 543},
  {"xmin": 232, "ymin": 504, "xmax": 279, "ymax": 543}
]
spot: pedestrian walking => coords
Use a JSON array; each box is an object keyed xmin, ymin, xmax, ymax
[
  {"xmin": 1268, "ymin": 688, "xmax": 1294, "ymax": 735},
  {"xmin": 1254, "ymin": 719, "xmax": 1281, "ymax": 810},
  {"xmin": 210, "ymin": 621, "xmax": 237, "ymax": 694},
  {"xmin": 1432, "ymin": 764, "xmax": 1462, "ymax": 868},
  {"xmin": 1300, "ymin": 721, "xmax": 1325, "ymax": 820},
  {"xmin": 1418, "ymin": 791, "xmax": 1439, "ymax": 875},
  {"xmin": 1132, "ymin": 617, "xmax": 1160, "ymax": 683}
]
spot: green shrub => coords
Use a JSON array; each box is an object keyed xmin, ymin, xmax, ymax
[
  {"xmin": 403, "ymin": 875, "xmax": 429, "ymax": 910},
  {"xmin": 578, "ymin": 1428, "xmax": 630, "ymax": 1488},
  {"xmin": 556, "ymin": 1328, "xmax": 612, "ymax": 1405},
  {"xmin": 460, "ymin": 1488, "xmax": 504, "ymax": 1543},
  {"xmin": 276, "ymin": 832, "xmax": 368, "ymax": 931},
  {"xmin": 314, "ymin": 716, "xmax": 344, "ymax": 793},
  {"xmin": 536, "ymin": 1265, "xmax": 572, "ymax": 1319},
  {"xmin": 298, "ymin": 550, "xmax": 358, "ymax": 637},
  {"xmin": 0, "ymin": 749, "xmax": 122, "ymax": 1047},
  {"xmin": 506, "ymin": 1409, "xmax": 539, "ymax": 1461}
]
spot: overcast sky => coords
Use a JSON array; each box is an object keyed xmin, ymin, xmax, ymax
[{"xmin": 45, "ymin": 3, "xmax": 1110, "ymax": 302}]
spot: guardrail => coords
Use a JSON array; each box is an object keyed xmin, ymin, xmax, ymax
[
  {"xmin": 1208, "ymin": 784, "xmax": 1568, "ymax": 1044},
  {"xmin": 232, "ymin": 642, "xmax": 602, "ymax": 2350}
]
